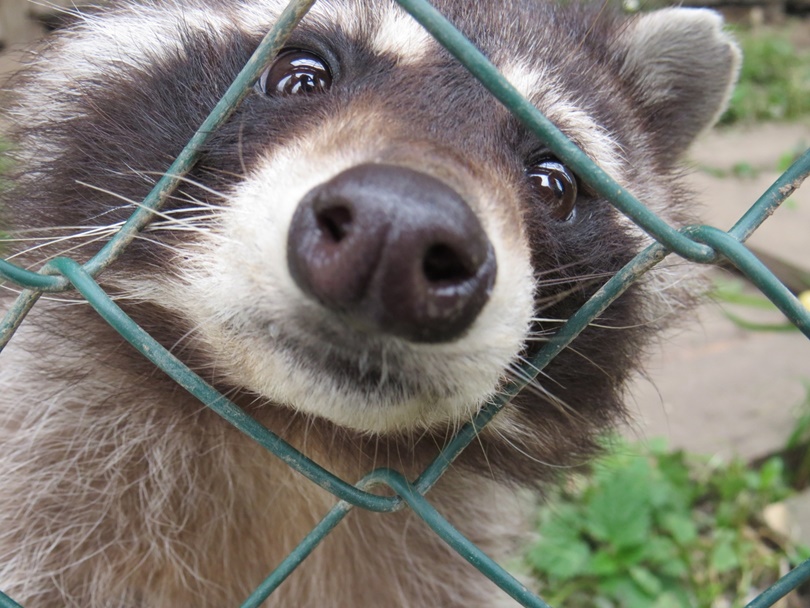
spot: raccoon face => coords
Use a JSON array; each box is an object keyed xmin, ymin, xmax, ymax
[{"xmin": 3, "ymin": 1, "xmax": 740, "ymax": 434}]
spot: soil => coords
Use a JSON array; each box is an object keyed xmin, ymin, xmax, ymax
[{"xmin": 628, "ymin": 121, "xmax": 810, "ymax": 462}]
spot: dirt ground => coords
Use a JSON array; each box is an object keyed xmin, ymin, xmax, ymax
[{"xmin": 628, "ymin": 122, "xmax": 810, "ymax": 461}]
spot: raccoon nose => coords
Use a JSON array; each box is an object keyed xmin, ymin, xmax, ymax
[{"xmin": 287, "ymin": 163, "xmax": 497, "ymax": 343}]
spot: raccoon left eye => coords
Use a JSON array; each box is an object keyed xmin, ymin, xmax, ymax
[
  {"xmin": 527, "ymin": 159, "xmax": 578, "ymax": 221},
  {"xmin": 258, "ymin": 49, "xmax": 333, "ymax": 96}
]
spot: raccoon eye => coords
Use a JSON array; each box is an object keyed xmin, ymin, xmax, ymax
[
  {"xmin": 258, "ymin": 49, "xmax": 333, "ymax": 96},
  {"xmin": 527, "ymin": 159, "xmax": 578, "ymax": 221}
]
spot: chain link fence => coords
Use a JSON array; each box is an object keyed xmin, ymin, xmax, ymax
[{"xmin": 0, "ymin": 0, "xmax": 809, "ymax": 606}]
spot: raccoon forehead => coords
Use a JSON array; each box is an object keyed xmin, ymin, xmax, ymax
[
  {"xmin": 245, "ymin": 0, "xmax": 437, "ymax": 64},
  {"xmin": 499, "ymin": 62, "xmax": 626, "ymax": 184},
  {"xmin": 48, "ymin": 0, "xmax": 435, "ymax": 75}
]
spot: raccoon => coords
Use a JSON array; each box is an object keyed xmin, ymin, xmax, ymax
[{"xmin": 0, "ymin": 1, "xmax": 739, "ymax": 606}]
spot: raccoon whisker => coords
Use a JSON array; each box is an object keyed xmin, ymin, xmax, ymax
[
  {"xmin": 527, "ymin": 314, "xmax": 659, "ymax": 336},
  {"xmin": 167, "ymin": 192, "xmax": 228, "ymax": 213},
  {"xmin": 506, "ymin": 378, "xmax": 574, "ymax": 416},
  {"xmin": 74, "ymin": 181, "xmax": 222, "ymax": 232},
  {"xmin": 534, "ymin": 270, "xmax": 614, "ymax": 289},
  {"xmin": 140, "ymin": 171, "xmax": 232, "ymax": 202},
  {"xmin": 13, "ymin": 232, "xmax": 123, "ymax": 270},
  {"xmin": 144, "ymin": 221, "xmax": 220, "ymax": 236},
  {"xmin": 507, "ymin": 357, "xmax": 555, "ymax": 386},
  {"xmin": 127, "ymin": 199, "xmax": 221, "ymax": 228},
  {"xmin": 3, "ymin": 224, "xmax": 125, "ymax": 236},
  {"xmin": 3, "ymin": 225, "xmax": 123, "ymax": 260},
  {"xmin": 166, "ymin": 320, "xmax": 213, "ymax": 360},
  {"xmin": 584, "ymin": 320, "xmax": 650, "ymax": 330},
  {"xmin": 237, "ymin": 120, "xmax": 248, "ymax": 177},
  {"xmin": 526, "ymin": 319, "xmax": 563, "ymax": 329},
  {"xmin": 469, "ymin": 412, "xmax": 496, "ymax": 481},
  {"xmin": 151, "ymin": 202, "xmax": 228, "ymax": 215},
  {"xmin": 531, "ymin": 259, "xmax": 607, "ymax": 279},
  {"xmin": 505, "ymin": 361, "xmax": 584, "ymax": 422},
  {"xmin": 523, "ymin": 330, "xmax": 558, "ymax": 341},
  {"xmin": 533, "ymin": 281, "xmax": 606, "ymax": 311},
  {"xmin": 130, "ymin": 235, "xmax": 190, "ymax": 256},
  {"xmin": 563, "ymin": 344, "xmax": 617, "ymax": 382},
  {"xmin": 74, "ymin": 181, "xmax": 145, "ymax": 209},
  {"xmin": 143, "ymin": 224, "xmax": 216, "ymax": 235},
  {"xmin": 485, "ymin": 426, "xmax": 569, "ymax": 469},
  {"xmin": 196, "ymin": 164, "xmax": 249, "ymax": 183},
  {"xmin": 0, "ymin": 283, "xmax": 93, "ymax": 305},
  {"xmin": 154, "ymin": 209, "xmax": 225, "ymax": 225}
]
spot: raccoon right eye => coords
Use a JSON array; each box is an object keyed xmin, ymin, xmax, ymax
[
  {"xmin": 527, "ymin": 159, "xmax": 578, "ymax": 221},
  {"xmin": 257, "ymin": 49, "xmax": 333, "ymax": 96}
]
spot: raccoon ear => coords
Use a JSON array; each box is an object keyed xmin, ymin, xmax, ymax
[{"xmin": 619, "ymin": 8, "xmax": 741, "ymax": 163}]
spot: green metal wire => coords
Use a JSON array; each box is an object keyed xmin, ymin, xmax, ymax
[
  {"xmin": 745, "ymin": 558, "xmax": 810, "ymax": 608},
  {"xmin": 0, "ymin": 0, "xmax": 317, "ymax": 349},
  {"xmin": 395, "ymin": 0, "xmax": 717, "ymax": 265},
  {"xmin": 730, "ymin": 148, "xmax": 810, "ymax": 242},
  {"xmin": 0, "ymin": 592, "xmax": 23, "ymax": 608},
  {"xmin": 381, "ymin": 469, "xmax": 552, "ymax": 608},
  {"xmin": 0, "ymin": 0, "xmax": 809, "ymax": 606},
  {"xmin": 46, "ymin": 257, "xmax": 401, "ymax": 513},
  {"xmin": 688, "ymin": 225, "xmax": 810, "ymax": 337}
]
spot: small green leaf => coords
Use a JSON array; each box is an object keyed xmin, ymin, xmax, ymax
[
  {"xmin": 660, "ymin": 512, "xmax": 698, "ymax": 546},
  {"xmin": 642, "ymin": 536, "xmax": 679, "ymax": 565},
  {"xmin": 710, "ymin": 536, "xmax": 740, "ymax": 574},
  {"xmin": 527, "ymin": 538, "xmax": 591, "ymax": 580},
  {"xmin": 585, "ymin": 459, "xmax": 653, "ymax": 549},
  {"xmin": 629, "ymin": 565, "xmax": 663, "ymax": 596},
  {"xmin": 602, "ymin": 576, "xmax": 655, "ymax": 608},
  {"xmin": 588, "ymin": 549, "xmax": 621, "ymax": 576}
]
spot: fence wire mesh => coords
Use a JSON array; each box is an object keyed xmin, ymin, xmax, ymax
[{"xmin": 0, "ymin": 0, "xmax": 809, "ymax": 606}]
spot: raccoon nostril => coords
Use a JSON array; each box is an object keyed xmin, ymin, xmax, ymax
[
  {"xmin": 316, "ymin": 204, "xmax": 353, "ymax": 243},
  {"xmin": 423, "ymin": 244, "xmax": 473, "ymax": 284}
]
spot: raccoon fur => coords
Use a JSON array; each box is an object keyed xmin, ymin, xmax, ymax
[{"xmin": 0, "ymin": 1, "xmax": 739, "ymax": 606}]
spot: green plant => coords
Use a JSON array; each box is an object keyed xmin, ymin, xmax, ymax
[
  {"xmin": 711, "ymin": 278, "xmax": 802, "ymax": 333},
  {"xmin": 781, "ymin": 385, "xmax": 810, "ymax": 489},
  {"xmin": 525, "ymin": 437, "xmax": 807, "ymax": 608},
  {"xmin": 720, "ymin": 25, "xmax": 810, "ymax": 125}
]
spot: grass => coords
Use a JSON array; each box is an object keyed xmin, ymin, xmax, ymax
[
  {"xmin": 524, "ymin": 437, "xmax": 808, "ymax": 608},
  {"xmin": 711, "ymin": 278, "xmax": 805, "ymax": 333},
  {"xmin": 523, "ymin": 276, "xmax": 810, "ymax": 607},
  {"xmin": 720, "ymin": 23, "xmax": 810, "ymax": 125}
]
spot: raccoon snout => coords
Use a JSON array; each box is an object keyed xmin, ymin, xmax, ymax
[{"xmin": 286, "ymin": 163, "xmax": 497, "ymax": 344}]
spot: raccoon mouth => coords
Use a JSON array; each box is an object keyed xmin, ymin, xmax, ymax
[{"xmin": 269, "ymin": 316, "xmax": 449, "ymax": 402}]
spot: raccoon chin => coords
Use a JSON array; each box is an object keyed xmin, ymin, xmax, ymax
[
  {"xmin": 208, "ymin": 312, "xmax": 503, "ymax": 434},
  {"xmin": 257, "ymin": 339, "xmax": 498, "ymax": 434}
]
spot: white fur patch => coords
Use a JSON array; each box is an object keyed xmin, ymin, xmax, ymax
[
  {"xmin": 370, "ymin": 5, "xmax": 434, "ymax": 64},
  {"xmin": 162, "ymin": 112, "xmax": 534, "ymax": 434}
]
